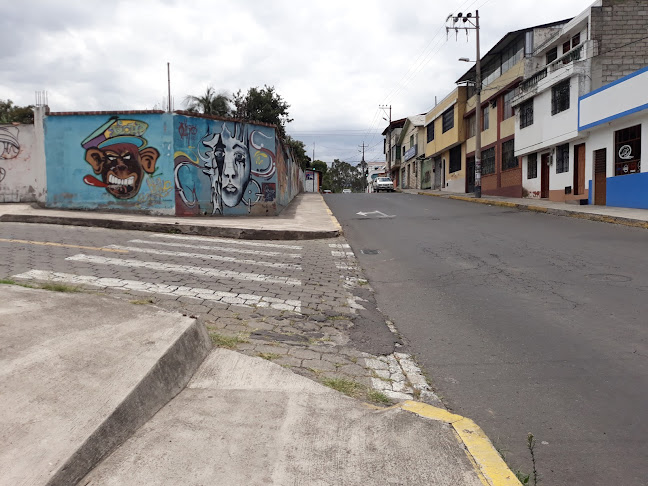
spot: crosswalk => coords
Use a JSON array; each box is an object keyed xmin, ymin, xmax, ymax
[{"xmin": 11, "ymin": 233, "xmax": 359, "ymax": 315}]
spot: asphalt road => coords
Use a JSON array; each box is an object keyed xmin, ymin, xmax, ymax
[{"xmin": 325, "ymin": 192, "xmax": 648, "ymax": 486}]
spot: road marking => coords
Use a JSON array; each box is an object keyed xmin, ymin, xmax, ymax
[
  {"xmin": 356, "ymin": 210, "xmax": 395, "ymax": 218},
  {"xmin": 0, "ymin": 238, "xmax": 129, "ymax": 253},
  {"xmin": 128, "ymin": 239, "xmax": 301, "ymax": 258},
  {"xmin": 329, "ymin": 244, "xmax": 351, "ymax": 249},
  {"xmin": 104, "ymin": 245, "xmax": 302, "ymax": 271},
  {"xmin": 11, "ymin": 270, "xmax": 301, "ymax": 312},
  {"xmin": 331, "ymin": 251, "xmax": 355, "ymax": 258},
  {"xmin": 65, "ymin": 254, "xmax": 302, "ymax": 286},
  {"xmin": 149, "ymin": 233, "xmax": 303, "ymax": 250}
]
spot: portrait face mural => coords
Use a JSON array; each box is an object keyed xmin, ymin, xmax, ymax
[
  {"xmin": 81, "ymin": 117, "xmax": 160, "ymax": 199},
  {"xmin": 175, "ymin": 120, "xmax": 276, "ymax": 216}
]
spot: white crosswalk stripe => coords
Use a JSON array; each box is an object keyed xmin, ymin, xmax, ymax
[
  {"xmin": 127, "ymin": 239, "xmax": 302, "ymax": 258},
  {"xmin": 149, "ymin": 233, "xmax": 303, "ymax": 250},
  {"xmin": 65, "ymin": 254, "xmax": 302, "ymax": 286},
  {"xmin": 11, "ymin": 270, "xmax": 302, "ymax": 312},
  {"xmin": 104, "ymin": 245, "xmax": 302, "ymax": 270}
]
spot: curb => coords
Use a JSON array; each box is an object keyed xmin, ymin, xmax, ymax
[
  {"xmin": 399, "ymin": 401, "xmax": 522, "ymax": 486},
  {"xmin": 417, "ymin": 192, "xmax": 648, "ymax": 230},
  {"xmin": 0, "ymin": 214, "xmax": 342, "ymax": 240}
]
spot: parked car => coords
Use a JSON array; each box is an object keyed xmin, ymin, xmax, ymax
[
  {"xmin": 323, "ymin": 189, "xmax": 332, "ymax": 194},
  {"xmin": 373, "ymin": 177, "xmax": 394, "ymax": 192},
  {"xmin": 342, "ymin": 188, "xmax": 352, "ymax": 193}
]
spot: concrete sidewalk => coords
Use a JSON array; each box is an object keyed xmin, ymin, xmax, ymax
[
  {"xmin": 0, "ymin": 192, "xmax": 342, "ymax": 240},
  {"xmin": 1, "ymin": 285, "xmax": 521, "ymax": 486},
  {"xmin": 404, "ymin": 188, "xmax": 648, "ymax": 229}
]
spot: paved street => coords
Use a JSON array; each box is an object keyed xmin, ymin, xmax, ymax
[
  {"xmin": 0, "ymin": 222, "xmax": 436, "ymax": 406},
  {"xmin": 325, "ymin": 192, "xmax": 648, "ymax": 486}
]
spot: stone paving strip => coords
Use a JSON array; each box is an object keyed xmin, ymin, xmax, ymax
[
  {"xmin": 149, "ymin": 233, "xmax": 304, "ymax": 250},
  {"xmin": 104, "ymin": 245, "xmax": 303, "ymax": 270},
  {"xmin": 12, "ymin": 270, "xmax": 303, "ymax": 312},
  {"xmin": 65, "ymin": 254, "xmax": 302, "ymax": 286},
  {"xmin": 127, "ymin": 239, "xmax": 302, "ymax": 258}
]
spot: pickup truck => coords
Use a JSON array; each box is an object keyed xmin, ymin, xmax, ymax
[{"xmin": 373, "ymin": 177, "xmax": 394, "ymax": 192}]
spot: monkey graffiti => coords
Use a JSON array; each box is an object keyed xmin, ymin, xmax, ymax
[{"xmin": 81, "ymin": 117, "xmax": 160, "ymax": 200}]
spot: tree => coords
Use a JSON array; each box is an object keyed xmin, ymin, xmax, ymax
[
  {"xmin": 311, "ymin": 160, "xmax": 328, "ymax": 175},
  {"xmin": 183, "ymin": 87, "xmax": 231, "ymax": 117},
  {"xmin": 325, "ymin": 159, "xmax": 364, "ymax": 193},
  {"xmin": 284, "ymin": 135, "xmax": 311, "ymax": 170},
  {"xmin": 0, "ymin": 99, "xmax": 34, "ymax": 124},
  {"xmin": 231, "ymin": 85, "xmax": 293, "ymax": 138}
]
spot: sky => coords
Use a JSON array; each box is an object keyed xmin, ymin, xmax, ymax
[{"xmin": 1, "ymin": 0, "xmax": 596, "ymax": 165}]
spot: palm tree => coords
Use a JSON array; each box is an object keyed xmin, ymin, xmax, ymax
[{"xmin": 183, "ymin": 87, "xmax": 231, "ymax": 116}]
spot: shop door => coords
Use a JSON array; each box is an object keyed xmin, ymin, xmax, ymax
[
  {"xmin": 541, "ymin": 153, "xmax": 550, "ymax": 198},
  {"xmin": 466, "ymin": 157, "xmax": 475, "ymax": 193},
  {"xmin": 422, "ymin": 158, "xmax": 432, "ymax": 189},
  {"xmin": 594, "ymin": 148, "xmax": 607, "ymax": 205},
  {"xmin": 574, "ymin": 144, "xmax": 586, "ymax": 195},
  {"xmin": 434, "ymin": 158, "xmax": 442, "ymax": 189}
]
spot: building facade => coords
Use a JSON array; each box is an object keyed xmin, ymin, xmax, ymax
[{"xmin": 398, "ymin": 116, "xmax": 426, "ymax": 189}]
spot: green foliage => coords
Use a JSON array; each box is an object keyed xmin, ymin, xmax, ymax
[
  {"xmin": 284, "ymin": 135, "xmax": 311, "ymax": 170},
  {"xmin": 311, "ymin": 160, "xmax": 328, "ymax": 175},
  {"xmin": 0, "ymin": 99, "xmax": 34, "ymax": 124},
  {"xmin": 183, "ymin": 87, "xmax": 231, "ymax": 117},
  {"xmin": 231, "ymin": 85, "xmax": 293, "ymax": 138},
  {"xmin": 324, "ymin": 159, "xmax": 364, "ymax": 193}
]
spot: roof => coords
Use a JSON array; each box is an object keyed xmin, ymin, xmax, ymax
[
  {"xmin": 381, "ymin": 117, "xmax": 407, "ymax": 135},
  {"xmin": 455, "ymin": 19, "xmax": 572, "ymax": 84}
]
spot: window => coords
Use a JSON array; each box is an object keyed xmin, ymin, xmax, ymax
[
  {"xmin": 562, "ymin": 40, "xmax": 571, "ymax": 55},
  {"xmin": 449, "ymin": 145, "xmax": 462, "ymax": 173},
  {"xmin": 501, "ymin": 38, "xmax": 524, "ymax": 73},
  {"xmin": 556, "ymin": 143, "xmax": 569, "ymax": 173},
  {"xmin": 572, "ymin": 33, "xmax": 580, "ymax": 48},
  {"xmin": 551, "ymin": 81, "xmax": 570, "ymax": 115},
  {"xmin": 501, "ymin": 140, "xmax": 517, "ymax": 170},
  {"xmin": 410, "ymin": 134, "xmax": 414, "ymax": 147},
  {"xmin": 614, "ymin": 124, "xmax": 642, "ymax": 176},
  {"xmin": 426, "ymin": 122, "xmax": 435, "ymax": 142},
  {"xmin": 395, "ymin": 145, "xmax": 401, "ymax": 161},
  {"xmin": 481, "ymin": 147, "xmax": 496, "ymax": 175},
  {"xmin": 527, "ymin": 153, "xmax": 538, "ymax": 179},
  {"xmin": 466, "ymin": 114, "xmax": 476, "ymax": 138},
  {"xmin": 546, "ymin": 47, "xmax": 558, "ymax": 65},
  {"xmin": 482, "ymin": 104, "xmax": 490, "ymax": 130},
  {"xmin": 520, "ymin": 99, "xmax": 534, "ymax": 128},
  {"xmin": 503, "ymin": 91, "xmax": 515, "ymax": 120},
  {"xmin": 442, "ymin": 106, "xmax": 454, "ymax": 133}
]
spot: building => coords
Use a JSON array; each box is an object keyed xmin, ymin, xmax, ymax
[
  {"xmin": 424, "ymin": 87, "xmax": 468, "ymax": 192},
  {"xmin": 397, "ymin": 115, "xmax": 426, "ymax": 189},
  {"xmin": 304, "ymin": 169, "xmax": 322, "ymax": 193},
  {"xmin": 579, "ymin": 66, "xmax": 648, "ymax": 208},
  {"xmin": 382, "ymin": 118, "xmax": 406, "ymax": 188}
]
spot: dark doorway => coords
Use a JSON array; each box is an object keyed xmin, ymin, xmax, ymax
[
  {"xmin": 541, "ymin": 153, "xmax": 550, "ymax": 198},
  {"xmin": 434, "ymin": 157, "xmax": 442, "ymax": 189},
  {"xmin": 574, "ymin": 143, "xmax": 586, "ymax": 195},
  {"xmin": 466, "ymin": 156, "xmax": 475, "ymax": 193},
  {"xmin": 594, "ymin": 148, "xmax": 607, "ymax": 205}
]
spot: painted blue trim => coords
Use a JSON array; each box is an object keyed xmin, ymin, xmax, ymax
[
  {"xmin": 579, "ymin": 65, "xmax": 648, "ymax": 101},
  {"xmin": 579, "ymin": 102, "xmax": 648, "ymax": 131}
]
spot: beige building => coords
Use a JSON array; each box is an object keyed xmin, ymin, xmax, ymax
[{"xmin": 397, "ymin": 115, "xmax": 426, "ymax": 189}]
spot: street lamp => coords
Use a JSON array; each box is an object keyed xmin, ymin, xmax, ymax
[{"xmin": 449, "ymin": 11, "xmax": 482, "ymax": 198}]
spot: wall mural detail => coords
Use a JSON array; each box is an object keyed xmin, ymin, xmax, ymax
[
  {"xmin": 175, "ymin": 120, "xmax": 276, "ymax": 215},
  {"xmin": 1, "ymin": 126, "xmax": 20, "ymax": 160},
  {"xmin": 81, "ymin": 116, "xmax": 160, "ymax": 200}
]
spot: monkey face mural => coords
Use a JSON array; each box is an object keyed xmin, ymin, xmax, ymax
[{"xmin": 81, "ymin": 117, "xmax": 159, "ymax": 199}]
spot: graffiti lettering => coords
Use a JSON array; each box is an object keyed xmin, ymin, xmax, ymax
[
  {"xmin": 178, "ymin": 122, "xmax": 198, "ymax": 142},
  {"xmin": 0, "ymin": 126, "xmax": 20, "ymax": 159},
  {"xmin": 134, "ymin": 177, "xmax": 173, "ymax": 208},
  {"xmin": 105, "ymin": 119, "xmax": 147, "ymax": 138}
]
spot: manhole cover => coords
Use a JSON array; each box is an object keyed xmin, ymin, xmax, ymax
[{"xmin": 361, "ymin": 249, "xmax": 380, "ymax": 255}]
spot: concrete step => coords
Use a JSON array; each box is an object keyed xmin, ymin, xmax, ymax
[
  {"xmin": 0, "ymin": 285, "xmax": 211, "ymax": 486},
  {"xmin": 81, "ymin": 349, "xmax": 484, "ymax": 486}
]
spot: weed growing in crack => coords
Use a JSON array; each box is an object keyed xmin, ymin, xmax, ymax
[
  {"xmin": 39, "ymin": 282, "xmax": 81, "ymax": 293},
  {"xmin": 367, "ymin": 389, "xmax": 391, "ymax": 405},
  {"xmin": 322, "ymin": 378, "xmax": 363, "ymax": 398},
  {"xmin": 0, "ymin": 279, "xmax": 16, "ymax": 285},
  {"xmin": 258, "ymin": 353, "xmax": 282, "ymax": 361},
  {"xmin": 210, "ymin": 332, "xmax": 249, "ymax": 349},
  {"xmin": 130, "ymin": 299, "xmax": 154, "ymax": 305}
]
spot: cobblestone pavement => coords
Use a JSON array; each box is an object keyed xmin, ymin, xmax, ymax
[{"xmin": 0, "ymin": 222, "xmax": 440, "ymax": 406}]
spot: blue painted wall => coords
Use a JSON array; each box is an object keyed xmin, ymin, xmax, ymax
[
  {"xmin": 589, "ymin": 172, "xmax": 648, "ymax": 208},
  {"xmin": 173, "ymin": 115, "xmax": 279, "ymax": 216},
  {"xmin": 45, "ymin": 113, "xmax": 175, "ymax": 213}
]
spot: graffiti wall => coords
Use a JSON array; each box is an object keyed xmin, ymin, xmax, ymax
[
  {"xmin": 174, "ymin": 115, "xmax": 281, "ymax": 216},
  {"xmin": 45, "ymin": 113, "xmax": 175, "ymax": 213},
  {"xmin": 276, "ymin": 139, "xmax": 304, "ymax": 208},
  {"xmin": 0, "ymin": 123, "xmax": 46, "ymax": 203}
]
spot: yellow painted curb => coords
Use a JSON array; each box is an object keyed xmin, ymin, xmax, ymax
[
  {"xmin": 400, "ymin": 401, "xmax": 522, "ymax": 486},
  {"xmin": 526, "ymin": 205, "xmax": 548, "ymax": 213}
]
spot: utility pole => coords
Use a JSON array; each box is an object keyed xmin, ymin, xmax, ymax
[
  {"xmin": 359, "ymin": 142, "xmax": 367, "ymax": 193},
  {"xmin": 379, "ymin": 104, "xmax": 392, "ymax": 180},
  {"xmin": 447, "ymin": 11, "xmax": 481, "ymax": 198},
  {"xmin": 167, "ymin": 62, "xmax": 172, "ymax": 113}
]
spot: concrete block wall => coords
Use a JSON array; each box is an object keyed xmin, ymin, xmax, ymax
[{"xmin": 591, "ymin": 0, "xmax": 648, "ymax": 90}]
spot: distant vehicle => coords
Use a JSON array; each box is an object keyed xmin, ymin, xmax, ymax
[
  {"xmin": 373, "ymin": 177, "xmax": 394, "ymax": 192},
  {"xmin": 323, "ymin": 189, "xmax": 332, "ymax": 194},
  {"xmin": 342, "ymin": 188, "xmax": 352, "ymax": 193}
]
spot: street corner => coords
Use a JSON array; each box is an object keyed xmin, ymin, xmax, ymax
[{"xmin": 399, "ymin": 401, "xmax": 523, "ymax": 486}]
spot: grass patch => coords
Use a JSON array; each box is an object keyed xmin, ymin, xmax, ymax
[
  {"xmin": 258, "ymin": 352, "xmax": 282, "ymax": 361},
  {"xmin": 366, "ymin": 389, "xmax": 391, "ymax": 405},
  {"xmin": 0, "ymin": 278, "xmax": 16, "ymax": 285},
  {"xmin": 130, "ymin": 298, "xmax": 154, "ymax": 305},
  {"xmin": 39, "ymin": 282, "xmax": 80, "ymax": 293},
  {"xmin": 210, "ymin": 332, "xmax": 248, "ymax": 349},
  {"xmin": 326, "ymin": 315, "xmax": 348, "ymax": 321},
  {"xmin": 322, "ymin": 378, "xmax": 363, "ymax": 398}
]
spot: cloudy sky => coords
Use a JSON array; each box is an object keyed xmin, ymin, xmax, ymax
[{"xmin": 2, "ymin": 0, "xmax": 595, "ymax": 165}]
